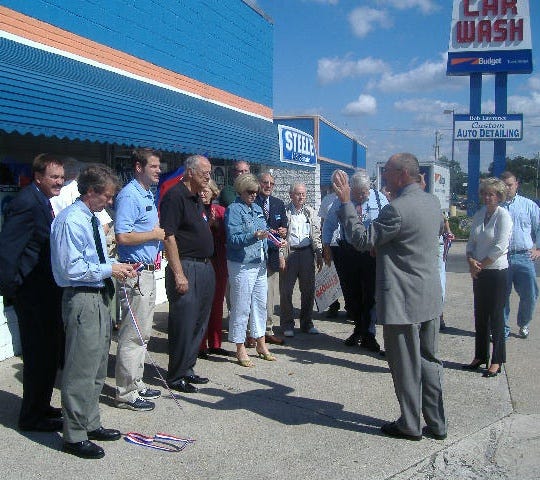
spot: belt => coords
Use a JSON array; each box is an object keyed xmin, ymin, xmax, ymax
[
  {"xmin": 182, "ymin": 256, "xmax": 210, "ymax": 264},
  {"xmin": 126, "ymin": 263, "xmax": 157, "ymax": 271},
  {"xmin": 66, "ymin": 286, "xmax": 106, "ymax": 294},
  {"xmin": 290, "ymin": 245, "xmax": 312, "ymax": 251},
  {"xmin": 508, "ymin": 249, "xmax": 530, "ymax": 255}
]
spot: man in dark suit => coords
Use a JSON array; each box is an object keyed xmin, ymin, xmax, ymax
[
  {"xmin": 0, "ymin": 153, "xmax": 65, "ymax": 432},
  {"xmin": 334, "ymin": 153, "xmax": 446, "ymax": 441},
  {"xmin": 255, "ymin": 172, "xmax": 287, "ymax": 345}
]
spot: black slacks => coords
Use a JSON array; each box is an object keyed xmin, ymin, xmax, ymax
[
  {"xmin": 13, "ymin": 279, "xmax": 63, "ymax": 427},
  {"xmin": 166, "ymin": 260, "xmax": 215, "ymax": 383},
  {"xmin": 472, "ymin": 268, "xmax": 507, "ymax": 364}
]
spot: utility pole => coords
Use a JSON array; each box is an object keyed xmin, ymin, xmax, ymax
[{"xmin": 433, "ymin": 130, "xmax": 443, "ymax": 162}]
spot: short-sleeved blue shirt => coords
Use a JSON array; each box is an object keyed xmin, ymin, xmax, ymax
[{"xmin": 115, "ymin": 179, "xmax": 160, "ymax": 263}]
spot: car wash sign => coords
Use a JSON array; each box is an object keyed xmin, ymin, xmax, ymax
[
  {"xmin": 454, "ymin": 114, "xmax": 523, "ymax": 141},
  {"xmin": 277, "ymin": 125, "xmax": 317, "ymax": 168},
  {"xmin": 447, "ymin": 0, "xmax": 532, "ymax": 75}
]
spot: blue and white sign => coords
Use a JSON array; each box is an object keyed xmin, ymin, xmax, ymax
[
  {"xmin": 454, "ymin": 114, "xmax": 523, "ymax": 141},
  {"xmin": 278, "ymin": 125, "xmax": 317, "ymax": 168}
]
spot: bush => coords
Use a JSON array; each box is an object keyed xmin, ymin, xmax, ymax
[{"xmin": 448, "ymin": 215, "xmax": 471, "ymax": 239}]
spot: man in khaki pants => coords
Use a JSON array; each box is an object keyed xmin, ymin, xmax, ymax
[{"xmin": 114, "ymin": 148, "xmax": 165, "ymax": 411}]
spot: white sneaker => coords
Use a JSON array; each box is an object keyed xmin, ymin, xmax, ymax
[
  {"xmin": 283, "ymin": 330, "xmax": 294, "ymax": 337},
  {"xmin": 519, "ymin": 326, "xmax": 529, "ymax": 338},
  {"xmin": 307, "ymin": 327, "xmax": 320, "ymax": 334}
]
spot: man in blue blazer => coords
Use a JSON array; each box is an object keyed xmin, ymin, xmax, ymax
[
  {"xmin": 255, "ymin": 172, "xmax": 287, "ymax": 345},
  {"xmin": 0, "ymin": 153, "xmax": 65, "ymax": 432}
]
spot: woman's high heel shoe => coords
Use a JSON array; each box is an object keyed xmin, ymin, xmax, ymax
[
  {"xmin": 482, "ymin": 365, "xmax": 501, "ymax": 378},
  {"xmin": 236, "ymin": 357, "xmax": 255, "ymax": 368},
  {"xmin": 462, "ymin": 359, "xmax": 486, "ymax": 371},
  {"xmin": 256, "ymin": 350, "xmax": 276, "ymax": 361}
]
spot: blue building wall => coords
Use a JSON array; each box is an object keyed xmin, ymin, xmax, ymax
[
  {"xmin": 318, "ymin": 121, "xmax": 366, "ymax": 169},
  {"xmin": 1, "ymin": 0, "xmax": 273, "ymax": 107}
]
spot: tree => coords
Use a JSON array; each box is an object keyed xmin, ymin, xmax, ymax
[
  {"xmin": 487, "ymin": 155, "xmax": 538, "ymax": 199},
  {"xmin": 440, "ymin": 156, "xmax": 467, "ymax": 196}
]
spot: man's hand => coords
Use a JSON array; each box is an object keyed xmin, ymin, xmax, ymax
[
  {"xmin": 277, "ymin": 227, "xmax": 287, "ymax": 239},
  {"xmin": 255, "ymin": 230, "xmax": 269, "ymax": 240},
  {"xmin": 174, "ymin": 271, "xmax": 189, "ymax": 295},
  {"xmin": 279, "ymin": 256, "xmax": 286, "ymax": 272},
  {"xmin": 112, "ymin": 263, "xmax": 137, "ymax": 281},
  {"xmin": 152, "ymin": 224, "xmax": 166, "ymax": 241},
  {"xmin": 531, "ymin": 248, "xmax": 540, "ymax": 261},
  {"xmin": 332, "ymin": 170, "xmax": 351, "ymax": 203}
]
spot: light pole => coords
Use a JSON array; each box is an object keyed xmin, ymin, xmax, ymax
[{"xmin": 443, "ymin": 109, "xmax": 455, "ymax": 165}]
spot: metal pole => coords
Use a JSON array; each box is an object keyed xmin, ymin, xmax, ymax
[{"xmin": 451, "ymin": 112, "xmax": 455, "ymax": 165}]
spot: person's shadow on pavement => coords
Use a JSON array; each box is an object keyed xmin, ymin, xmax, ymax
[{"xmin": 180, "ymin": 375, "xmax": 384, "ymax": 435}]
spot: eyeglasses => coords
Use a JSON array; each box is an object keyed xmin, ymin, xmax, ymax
[{"xmin": 246, "ymin": 190, "xmax": 258, "ymax": 195}]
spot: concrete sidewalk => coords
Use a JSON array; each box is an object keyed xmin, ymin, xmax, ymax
[{"xmin": 0, "ymin": 242, "xmax": 538, "ymax": 479}]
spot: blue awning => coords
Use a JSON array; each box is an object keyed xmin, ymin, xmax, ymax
[{"xmin": 0, "ymin": 38, "xmax": 279, "ymax": 164}]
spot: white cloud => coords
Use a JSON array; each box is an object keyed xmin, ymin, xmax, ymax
[
  {"xmin": 343, "ymin": 94, "xmax": 377, "ymax": 116},
  {"xmin": 348, "ymin": 7, "xmax": 392, "ymax": 38},
  {"xmin": 377, "ymin": 57, "xmax": 449, "ymax": 93},
  {"xmin": 381, "ymin": 0, "xmax": 438, "ymax": 14},
  {"xmin": 317, "ymin": 56, "xmax": 389, "ymax": 84},
  {"xmin": 527, "ymin": 75, "xmax": 540, "ymax": 92}
]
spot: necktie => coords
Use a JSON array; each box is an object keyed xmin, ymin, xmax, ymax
[
  {"xmin": 356, "ymin": 203, "xmax": 363, "ymax": 220},
  {"xmin": 48, "ymin": 200, "xmax": 55, "ymax": 220},
  {"xmin": 91, "ymin": 215, "xmax": 115, "ymax": 299},
  {"xmin": 263, "ymin": 198, "xmax": 269, "ymax": 221}
]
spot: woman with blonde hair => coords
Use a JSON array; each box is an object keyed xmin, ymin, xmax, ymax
[{"xmin": 464, "ymin": 177, "xmax": 512, "ymax": 377}]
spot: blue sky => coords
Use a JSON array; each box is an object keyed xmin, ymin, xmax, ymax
[{"xmin": 247, "ymin": 0, "xmax": 539, "ymax": 174}]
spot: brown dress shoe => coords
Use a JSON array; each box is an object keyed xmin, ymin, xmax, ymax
[
  {"xmin": 265, "ymin": 334, "xmax": 284, "ymax": 345},
  {"xmin": 244, "ymin": 337, "xmax": 256, "ymax": 348}
]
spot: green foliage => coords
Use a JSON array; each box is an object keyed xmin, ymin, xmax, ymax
[
  {"xmin": 488, "ymin": 155, "xmax": 540, "ymax": 200},
  {"xmin": 448, "ymin": 215, "xmax": 471, "ymax": 239}
]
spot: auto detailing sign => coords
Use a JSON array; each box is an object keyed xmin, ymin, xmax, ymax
[
  {"xmin": 454, "ymin": 114, "xmax": 523, "ymax": 141},
  {"xmin": 277, "ymin": 125, "xmax": 317, "ymax": 167},
  {"xmin": 447, "ymin": 0, "xmax": 532, "ymax": 75}
]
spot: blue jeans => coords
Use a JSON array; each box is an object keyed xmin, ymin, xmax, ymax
[{"xmin": 504, "ymin": 252, "xmax": 539, "ymax": 335}]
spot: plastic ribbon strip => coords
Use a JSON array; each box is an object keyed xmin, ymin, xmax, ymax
[{"xmin": 124, "ymin": 432, "xmax": 195, "ymax": 452}]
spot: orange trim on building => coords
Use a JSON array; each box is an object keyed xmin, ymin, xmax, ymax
[{"xmin": 0, "ymin": 6, "xmax": 273, "ymax": 119}]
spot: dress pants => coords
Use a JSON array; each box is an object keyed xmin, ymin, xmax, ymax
[
  {"xmin": 13, "ymin": 278, "xmax": 63, "ymax": 428},
  {"xmin": 266, "ymin": 266, "xmax": 280, "ymax": 331},
  {"xmin": 61, "ymin": 289, "xmax": 111, "ymax": 443},
  {"xmin": 115, "ymin": 270, "xmax": 156, "ymax": 403},
  {"xmin": 473, "ymin": 268, "xmax": 507, "ymax": 364},
  {"xmin": 383, "ymin": 318, "xmax": 446, "ymax": 437},
  {"xmin": 166, "ymin": 260, "xmax": 215, "ymax": 384},
  {"xmin": 279, "ymin": 248, "xmax": 315, "ymax": 331}
]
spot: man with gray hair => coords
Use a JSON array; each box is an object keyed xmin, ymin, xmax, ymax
[
  {"xmin": 333, "ymin": 153, "xmax": 446, "ymax": 441},
  {"xmin": 322, "ymin": 168, "xmax": 388, "ymax": 352},
  {"xmin": 280, "ymin": 182, "xmax": 323, "ymax": 336}
]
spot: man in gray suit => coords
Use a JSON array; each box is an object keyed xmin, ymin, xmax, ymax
[{"xmin": 333, "ymin": 153, "xmax": 446, "ymax": 441}]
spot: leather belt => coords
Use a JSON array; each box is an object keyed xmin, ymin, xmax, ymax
[
  {"xmin": 66, "ymin": 286, "xmax": 106, "ymax": 294},
  {"xmin": 126, "ymin": 263, "xmax": 157, "ymax": 271},
  {"xmin": 290, "ymin": 245, "xmax": 311, "ymax": 251},
  {"xmin": 508, "ymin": 249, "xmax": 530, "ymax": 255},
  {"xmin": 182, "ymin": 256, "xmax": 210, "ymax": 264}
]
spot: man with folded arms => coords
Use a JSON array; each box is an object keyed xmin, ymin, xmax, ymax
[
  {"xmin": 114, "ymin": 148, "xmax": 165, "ymax": 412},
  {"xmin": 333, "ymin": 153, "xmax": 446, "ymax": 441},
  {"xmin": 51, "ymin": 164, "xmax": 136, "ymax": 459}
]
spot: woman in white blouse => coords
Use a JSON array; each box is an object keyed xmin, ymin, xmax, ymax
[{"xmin": 465, "ymin": 178, "xmax": 513, "ymax": 377}]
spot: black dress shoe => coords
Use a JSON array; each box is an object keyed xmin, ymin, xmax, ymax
[
  {"xmin": 44, "ymin": 406, "xmax": 63, "ymax": 419},
  {"xmin": 482, "ymin": 366, "xmax": 502, "ymax": 378},
  {"xmin": 208, "ymin": 347, "xmax": 235, "ymax": 357},
  {"xmin": 170, "ymin": 379, "xmax": 198, "ymax": 393},
  {"xmin": 87, "ymin": 427, "xmax": 121, "ymax": 441},
  {"xmin": 19, "ymin": 418, "xmax": 63, "ymax": 432},
  {"xmin": 381, "ymin": 422, "xmax": 422, "ymax": 441},
  {"xmin": 182, "ymin": 374, "xmax": 209, "ymax": 384},
  {"xmin": 462, "ymin": 359, "xmax": 486, "ymax": 371},
  {"xmin": 422, "ymin": 426, "xmax": 447, "ymax": 440},
  {"xmin": 344, "ymin": 333, "xmax": 360, "ymax": 346},
  {"xmin": 63, "ymin": 440, "xmax": 105, "ymax": 459},
  {"xmin": 360, "ymin": 336, "xmax": 381, "ymax": 353},
  {"xmin": 198, "ymin": 350, "xmax": 209, "ymax": 359}
]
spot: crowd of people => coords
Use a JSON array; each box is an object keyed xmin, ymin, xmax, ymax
[{"xmin": 0, "ymin": 149, "xmax": 538, "ymax": 458}]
